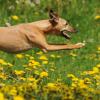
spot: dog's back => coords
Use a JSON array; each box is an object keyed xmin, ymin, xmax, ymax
[{"xmin": 0, "ymin": 26, "xmax": 33, "ymax": 53}]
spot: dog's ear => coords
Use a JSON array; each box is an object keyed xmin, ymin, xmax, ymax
[{"xmin": 49, "ymin": 9, "xmax": 59, "ymax": 25}]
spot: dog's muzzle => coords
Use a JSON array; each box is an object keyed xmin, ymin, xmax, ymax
[{"xmin": 60, "ymin": 29, "xmax": 71, "ymax": 39}]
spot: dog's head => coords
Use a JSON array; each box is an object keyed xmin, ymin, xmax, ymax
[{"xmin": 49, "ymin": 10, "xmax": 77, "ymax": 39}]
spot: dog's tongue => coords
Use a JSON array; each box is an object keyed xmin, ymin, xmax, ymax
[{"xmin": 62, "ymin": 31, "xmax": 71, "ymax": 39}]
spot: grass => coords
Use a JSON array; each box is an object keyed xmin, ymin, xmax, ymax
[{"xmin": 0, "ymin": 0, "xmax": 100, "ymax": 99}]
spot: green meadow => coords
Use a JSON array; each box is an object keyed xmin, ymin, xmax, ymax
[{"xmin": 0, "ymin": 0, "xmax": 100, "ymax": 100}]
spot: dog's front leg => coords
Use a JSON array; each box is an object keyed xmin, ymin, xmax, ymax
[
  {"xmin": 42, "ymin": 43, "xmax": 85, "ymax": 52},
  {"xmin": 26, "ymin": 32, "xmax": 85, "ymax": 52}
]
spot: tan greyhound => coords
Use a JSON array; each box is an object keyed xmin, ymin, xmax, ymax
[{"xmin": 0, "ymin": 10, "xmax": 85, "ymax": 53}]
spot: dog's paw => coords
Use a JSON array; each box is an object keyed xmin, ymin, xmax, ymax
[
  {"xmin": 75, "ymin": 42, "xmax": 85, "ymax": 48},
  {"xmin": 76, "ymin": 42, "xmax": 85, "ymax": 46}
]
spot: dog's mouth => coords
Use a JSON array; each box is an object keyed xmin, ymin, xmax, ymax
[{"xmin": 61, "ymin": 30, "xmax": 71, "ymax": 39}]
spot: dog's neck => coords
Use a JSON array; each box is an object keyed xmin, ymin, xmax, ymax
[{"xmin": 31, "ymin": 20, "xmax": 56, "ymax": 34}]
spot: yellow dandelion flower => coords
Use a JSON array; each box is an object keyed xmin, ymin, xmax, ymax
[
  {"xmin": 42, "ymin": 61, "xmax": 48, "ymax": 64},
  {"xmin": 95, "ymin": 15, "xmax": 100, "ymax": 20},
  {"xmin": 19, "ymin": 77, "xmax": 26, "ymax": 81},
  {"xmin": 72, "ymin": 77, "xmax": 79, "ymax": 83},
  {"xmin": 9, "ymin": 88, "xmax": 17, "ymax": 96},
  {"xmin": 29, "ymin": 56, "xmax": 34, "ymax": 59},
  {"xmin": 0, "ymin": 84, "xmax": 5, "ymax": 88},
  {"xmin": 34, "ymin": 70, "xmax": 40, "ymax": 75},
  {"xmin": 67, "ymin": 74, "xmax": 75, "ymax": 78},
  {"xmin": 32, "ymin": 66, "xmax": 37, "ymax": 69},
  {"xmin": 0, "ymin": 92, "xmax": 4, "ymax": 100},
  {"xmin": 29, "ymin": 60, "xmax": 40, "ymax": 66},
  {"xmin": 36, "ymin": 51, "xmax": 43, "ymax": 55},
  {"xmin": 0, "ymin": 67, "xmax": 3, "ymax": 71},
  {"xmin": 71, "ymin": 83, "xmax": 77, "ymax": 88},
  {"xmin": 7, "ymin": 63, "xmax": 13, "ymax": 67},
  {"xmin": 96, "ymin": 82, "xmax": 100, "ymax": 86},
  {"xmin": 14, "ymin": 95, "xmax": 24, "ymax": 100},
  {"xmin": 83, "ymin": 70, "xmax": 95, "ymax": 75},
  {"xmin": 84, "ymin": 78, "xmax": 91, "ymax": 84},
  {"xmin": 39, "ymin": 55, "xmax": 48, "ymax": 60},
  {"xmin": 29, "ymin": 59, "xmax": 35, "ymax": 63},
  {"xmin": 69, "ymin": 52, "xmax": 77, "ymax": 57},
  {"xmin": 28, "ymin": 63, "xmax": 33, "ymax": 67},
  {"xmin": 0, "ymin": 73, "xmax": 7, "ymax": 80},
  {"xmin": 94, "ymin": 75, "xmax": 100, "ymax": 80},
  {"xmin": 56, "ymin": 55, "xmax": 61, "ymax": 58},
  {"xmin": 88, "ymin": 88, "xmax": 94, "ymax": 92},
  {"xmin": 78, "ymin": 80, "xmax": 88, "ymax": 89},
  {"xmin": 0, "ymin": 59, "xmax": 7, "ymax": 65},
  {"xmin": 57, "ymin": 78, "xmax": 62, "ymax": 82},
  {"xmin": 47, "ymin": 83, "xmax": 58, "ymax": 91},
  {"xmin": 46, "ymin": 83, "xmax": 59, "ymax": 91},
  {"xmin": 50, "ymin": 54, "xmax": 56, "ymax": 58},
  {"xmin": 97, "ymin": 46, "xmax": 100, "ymax": 51},
  {"xmin": 14, "ymin": 70, "xmax": 24, "ymax": 76},
  {"xmin": 28, "ymin": 82, "xmax": 37, "ymax": 90},
  {"xmin": 11, "ymin": 15, "xmax": 19, "ymax": 20},
  {"xmin": 96, "ymin": 64, "xmax": 100, "ymax": 68},
  {"xmin": 40, "ymin": 71, "xmax": 48, "ymax": 78},
  {"xmin": 33, "ymin": 61, "xmax": 40, "ymax": 66},
  {"xmin": 31, "ymin": 97, "xmax": 36, "ymax": 100},
  {"xmin": 88, "ymin": 71, "xmax": 96, "ymax": 75},
  {"xmin": 27, "ymin": 77, "xmax": 36, "ymax": 82},
  {"xmin": 16, "ymin": 54, "xmax": 24, "ymax": 59},
  {"xmin": 93, "ymin": 67, "xmax": 99, "ymax": 73},
  {"xmin": 62, "ymin": 95, "xmax": 73, "ymax": 100},
  {"xmin": 25, "ymin": 54, "xmax": 30, "ymax": 57}
]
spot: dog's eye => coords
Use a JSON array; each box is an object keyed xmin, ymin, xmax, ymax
[{"xmin": 65, "ymin": 22, "xmax": 68, "ymax": 25}]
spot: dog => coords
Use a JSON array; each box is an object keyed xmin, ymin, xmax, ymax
[{"xmin": 0, "ymin": 10, "xmax": 85, "ymax": 53}]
